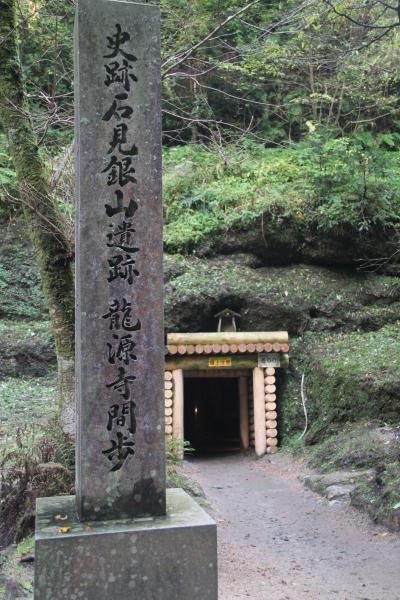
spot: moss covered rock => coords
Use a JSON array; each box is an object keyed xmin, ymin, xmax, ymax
[
  {"xmin": 306, "ymin": 423, "xmax": 400, "ymax": 472},
  {"xmin": 351, "ymin": 462, "xmax": 400, "ymax": 531},
  {"xmin": 283, "ymin": 325, "xmax": 400, "ymax": 442},
  {"xmin": 165, "ymin": 255, "xmax": 400, "ymax": 336},
  {"xmin": 0, "ymin": 320, "xmax": 55, "ymax": 377}
]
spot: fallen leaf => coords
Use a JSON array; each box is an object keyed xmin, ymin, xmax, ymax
[
  {"xmin": 58, "ymin": 527, "xmax": 71, "ymax": 534},
  {"xmin": 84, "ymin": 526, "xmax": 92, "ymax": 532}
]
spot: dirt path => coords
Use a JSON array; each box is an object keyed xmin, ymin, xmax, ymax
[{"xmin": 183, "ymin": 453, "xmax": 400, "ymax": 600}]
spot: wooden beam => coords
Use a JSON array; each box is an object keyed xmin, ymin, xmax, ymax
[
  {"xmin": 165, "ymin": 355, "xmax": 260, "ymax": 371},
  {"xmin": 167, "ymin": 331, "xmax": 289, "ymax": 346},
  {"xmin": 165, "ymin": 354, "xmax": 288, "ymax": 371},
  {"xmin": 184, "ymin": 369, "xmax": 249, "ymax": 378}
]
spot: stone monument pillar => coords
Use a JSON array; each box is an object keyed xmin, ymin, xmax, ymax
[
  {"xmin": 74, "ymin": 0, "xmax": 166, "ymax": 523},
  {"xmin": 34, "ymin": 2, "xmax": 218, "ymax": 598}
]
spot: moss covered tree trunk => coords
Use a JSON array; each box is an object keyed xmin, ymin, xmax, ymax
[{"xmin": 0, "ymin": 0, "xmax": 75, "ymax": 436}]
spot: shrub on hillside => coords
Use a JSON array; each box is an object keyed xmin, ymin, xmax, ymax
[
  {"xmin": 163, "ymin": 136, "xmax": 400, "ymax": 254},
  {"xmin": 0, "ymin": 422, "xmax": 74, "ymax": 547}
]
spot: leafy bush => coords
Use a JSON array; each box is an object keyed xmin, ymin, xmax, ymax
[
  {"xmin": 163, "ymin": 137, "xmax": 400, "ymax": 253},
  {"xmin": 0, "ymin": 421, "xmax": 74, "ymax": 546}
]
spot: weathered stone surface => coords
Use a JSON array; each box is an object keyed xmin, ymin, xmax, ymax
[
  {"xmin": 164, "ymin": 257, "xmax": 400, "ymax": 336},
  {"xmin": 301, "ymin": 469, "xmax": 373, "ymax": 504},
  {"xmin": 195, "ymin": 222, "xmax": 398, "ymax": 272},
  {"xmin": 75, "ymin": 0, "xmax": 165, "ymax": 520},
  {"xmin": 35, "ymin": 489, "xmax": 218, "ymax": 600},
  {"xmin": 326, "ymin": 484, "xmax": 356, "ymax": 502}
]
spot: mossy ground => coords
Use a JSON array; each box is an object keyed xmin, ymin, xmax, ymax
[
  {"xmin": 351, "ymin": 462, "xmax": 400, "ymax": 530},
  {"xmin": 0, "ymin": 375, "xmax": 57, "ymax": 448},
  {"xmin": 0, "ymin": 319, "xmax": 55, "ymax": 377},
  {"xmin": 0, "ymin": 542, "xmax": 34, "ymax": 599}
]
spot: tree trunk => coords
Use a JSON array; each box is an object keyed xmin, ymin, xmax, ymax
[{"xmin": 0, "ymin": 0, "xmax": 75, "ymax": 436}]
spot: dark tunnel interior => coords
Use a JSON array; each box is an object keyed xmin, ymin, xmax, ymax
[{"xmin": 184, "ymin": 377, "xmax": 240, "ymax": 455}]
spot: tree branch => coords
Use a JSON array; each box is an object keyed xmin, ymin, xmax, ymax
[{"xmin": 162, "ymin": 0, "xmax": 260, "ymax": 78}]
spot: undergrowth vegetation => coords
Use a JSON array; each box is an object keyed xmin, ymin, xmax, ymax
[
  {"xmin": 283, "ymin": 323, "xmax": 400, "ymax": 444},
  {"xmin": 0, "ymin": 421, "xmax": 74, "ymax": 546},
  {"xmin": 164, "ymin": 136, "xmax": 400, "ymax": 253}
]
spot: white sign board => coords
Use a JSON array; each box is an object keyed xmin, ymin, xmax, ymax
[{"xmin": 258, "ymin": 353, "xmax": 281, "ymax": 368}]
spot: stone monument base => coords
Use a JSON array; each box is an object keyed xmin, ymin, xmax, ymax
[{"xmin": 35, "ymin": 488, "xmax": 218, "ymax": 600}]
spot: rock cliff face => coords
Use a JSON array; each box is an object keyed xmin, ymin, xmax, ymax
[
  {"xmin": 165, "ymin": 253, "xmax": 400, "ymax": 335},
  {"xmin": 164, "ymin": 251, "xmax": 400, "ymax": 452},
  {"xmin": 192, "ymin": 223, "xmax": 398, "ymax": 274}
]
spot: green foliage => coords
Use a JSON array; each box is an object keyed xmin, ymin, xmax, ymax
[
  {"xmin": 0, "ymin": 162, "xmax": 16, "ymax": 185},
  {"xmin": 16, "ymin": 535, "xmax": 34, "ymax": 558},
  {"xmin": 0, "ymin": 376, "xmax": 57, "ymax": 443},
  {"xmin": 164, "ymin": 138, "xmax": 400, "ymax": 253},
  {"xmin": 352, "ymin": 462, "xmax": 400, "ymax": 529},
  {"xmin": 166, "ymin": 439, "xmax": 194, "ymax": 475},
  {"xmin": 165, "ymin": 439, "xmax": 203, "ymax": 496},
  {"xmin": 18, "ymin": 0, "xmax": 75, "ymax": 151},
  {"xmin": 0, "ymin": 420, "xmax": 74, "ymax": 545},
  {"xmin": 0, "ymin": 135, "xmax": 18, "ymax": 217},
  {"xmin": 0, "ymin": 218, "xmax": 48, "ymax": 319},
  {"xmin": 285, "ymin": 324, "xmax": 400, "ymax": 444},
  {"xmin": 158, "ymin": 0, "xmax": 400, "ymax": 142}
]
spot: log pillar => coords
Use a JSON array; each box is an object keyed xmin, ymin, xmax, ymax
[
  {"xmin": 172, "ymin": 369, "xmax": 184, "ymax": 458},
  {"xmin": 253, "ymin": 367, "xmax": 267, "ymax": 457},
  {"xmin": 264, "ymin": 367, "xmax": 278, "ymax": 454},
  {"xmin": 238, "ymin": 376, "xmax": 249, "ymax": 451}
]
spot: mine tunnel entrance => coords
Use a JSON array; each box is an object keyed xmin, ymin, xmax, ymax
[{"xmin": 184, "ymin": 377, "xmax": 241, "ymax": 455}]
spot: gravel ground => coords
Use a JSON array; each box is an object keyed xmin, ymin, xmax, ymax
[{"xmin": 182, "ymin": 453, "xmax": 400, "ymax": 600}]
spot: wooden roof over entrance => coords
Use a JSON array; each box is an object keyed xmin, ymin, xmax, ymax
[
  {"xmin": 166, "ymin": 331, "xmax": 289, "ymax": 357},
  {"xmin": 165, "ymin": 331, "xmax": 289, "ymax": 370}
]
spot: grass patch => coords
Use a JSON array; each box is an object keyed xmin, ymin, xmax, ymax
[
  {"xmin": 0, "ymin": 375, "xmax": 57, "ymax": 445},
  {"xmin": 0, "ymin": 319, "xmax": 53, "ymax": 347}
]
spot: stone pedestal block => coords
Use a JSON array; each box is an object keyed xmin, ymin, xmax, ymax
[{"xmin": 35, "ymin": 489, "xmax": 218, "ymax": 600}]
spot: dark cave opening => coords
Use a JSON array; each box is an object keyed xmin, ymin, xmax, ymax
[{"xmin": 184, "ymin": 377, "xmax": 241, "ymax": 455}]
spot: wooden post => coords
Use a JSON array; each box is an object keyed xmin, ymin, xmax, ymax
[
  {"xmin": 238, "ymin": 376, "xmax": 249, "ymax": 451},
  {"xmin": 253, "ymin": 367, "xmax": 266, "ymax": 457},
  {"xmin": 172, "ymin": 369, "xmax": 184, "ymax": 459}
]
